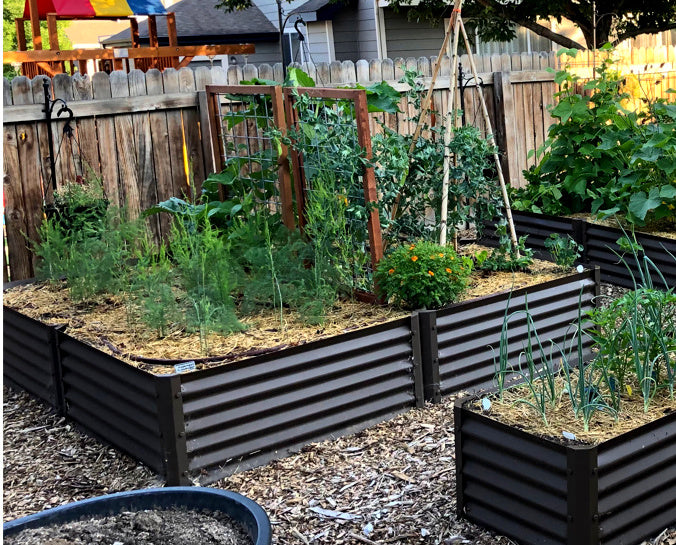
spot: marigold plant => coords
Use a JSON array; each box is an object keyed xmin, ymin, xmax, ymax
[{"xmin": 375, "ymin": 241, "xmax": 472, "ymax": 309}]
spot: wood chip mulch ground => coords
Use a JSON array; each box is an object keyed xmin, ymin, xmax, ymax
[{"xmin": 4, "ymin": 385, "xmax": 675, "ymax": 545}]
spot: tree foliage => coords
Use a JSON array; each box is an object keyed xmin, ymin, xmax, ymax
[
  {"xmin": 3, "ymin": 0, "xmax": 71, "ymax": 79},
  {"xmin": 214, "ymin": 0, "xmax": 675, "ymax": 51},
  {"xmin": 386, "ymin": 0, "xmax": 676, "ymax": 50}
]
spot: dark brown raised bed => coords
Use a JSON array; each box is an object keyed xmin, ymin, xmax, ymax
[
  {"xmin": 3, "ymin": 269, "xmax": 600, "ymax": 485},
  {"xmin": 3, "ymin": 303, "xmax": 425, "ymax": 485},
  {"xmin": 418, "ymin": 268, "xmax": 599, "ymax": 401},
  {"xmin": 455, "ymin": 397, "xmax": 676, "ymax": 545},
  {"xmin": 482, "ymin": 210, "xmax": 676, "ymax": 289}
]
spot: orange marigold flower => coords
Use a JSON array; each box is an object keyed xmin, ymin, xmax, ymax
[
  {"xmin": 409, "ymin": 244, "xmax": 416, "ymax": 250},
  {"xmin": 449, "ymin": 256, "xmax": 454, "ymax": 260},
  {"xmin": 428, "ymin": 270, "xmax": 434, "ymax": 276},
  {"xmin": 439, "ymin": 253, "xmax": 444, "ymax": 258},
  {"xmin": 411, "ymin": 255, "xmax": 418, "ymax": 262},
  {"xmin": 388, "ymin": 268, "xmax": 395, "ymax": 274},
  {"xmin": 446, "ymin": 268, "xmax": 452, "ymax": 274}
]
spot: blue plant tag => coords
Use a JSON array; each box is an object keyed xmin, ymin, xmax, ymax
[
  {"xmin": 481, "ymin": 398, "xmax": 492, "ymax": 412},
  {"xmin": 562, "ymin": 431, "xmax": 576, "ymax": 441},
  {"xmin": 174, "ymin": 361, "xmax": 196, "ymax": 373}
]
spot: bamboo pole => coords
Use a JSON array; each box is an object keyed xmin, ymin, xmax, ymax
[
  {"xmin": 439, "ymin": 9, "xmax": 462, "ymax": 247},
  {"xmin": 458, "ymin": 17, "xmax": 520, "ymax": 255},
  {"xmin": 388, "ymin": 0, "xmax": 462, "ymax": 224}
]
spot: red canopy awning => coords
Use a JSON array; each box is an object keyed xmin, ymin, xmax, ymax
[{"xmin": 23, "ymin": 0, "xmax": 166, "ymax": 19}]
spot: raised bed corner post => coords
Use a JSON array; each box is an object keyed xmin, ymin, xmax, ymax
[
  {"xmin": 51, "ymin": 326, "xmax": 67, "ymax": 415},
  {"xmin": 155, "ymin": 375, "xmax": 190, "ymax": 486},
  {"xmin": 417, "ymin": 310, "xmax": 441, "ymax": 403},
  {"xmin": 572, "ymin": 218, "xmax": 588, "ymax": 266},
  {"xmin": 410, "ymin": 313, "xmax": 426, "ymax": 408},
  {"xmin": 567, "ymin": 446, "xmax": 599, "ymax": 545}
]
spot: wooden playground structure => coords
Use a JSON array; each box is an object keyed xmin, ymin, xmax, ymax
[{"xmin": 4, "ymin": 0, "xmax": 255, "ymax": 77}]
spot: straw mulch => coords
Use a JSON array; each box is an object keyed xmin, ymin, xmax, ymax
[
  {"xmin": 2, "ymin": 253, "xmax": 566, "ymax": 374},
  {"xmin": 467, "ymin": 375, "xmax": 676, "ymax": 445}
]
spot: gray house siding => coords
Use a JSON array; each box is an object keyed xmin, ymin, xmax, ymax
[
  {"xmin": 303, "ymin": 0, "xmax": 378, "ymax": 64},
  {"xmin": 383, "ymin": 8, "xmax": 445, "ymax": 59},
  {"xmin": 256, "ymin": 0, "xmax": 309, "ymax": 29},
  {"xmin": 229, "ymin": 41, "xmax": 281, "ymax": 66},
  {"xmin": 356, "ymin": 0, "xmax": 378, "ymax": 60},
  {"xmin": 332, "ymin": 8, "xmax": 361, "ymax": 61},
  {"xmin": 306, "ymin": 21, "xmax": 333, "ymax": 63}
]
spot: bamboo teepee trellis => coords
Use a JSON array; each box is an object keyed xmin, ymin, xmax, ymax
[{"xmin": 397, "ymin": 0, "xmax": 520, "ymax": 254}]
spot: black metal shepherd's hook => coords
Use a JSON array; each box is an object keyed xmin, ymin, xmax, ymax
[
  {"xmin": 458, "ymin": 63, "xmax": 484, "ymax": 127},
  {"xmin": 42, "ymin": 79, "xmax": 74, "ymax": 195}
]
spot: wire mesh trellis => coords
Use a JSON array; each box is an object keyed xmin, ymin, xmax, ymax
[
  {"xmin": 205, "ymin": 85, "xmax": 294, "ymax": 229},
  {"xmin": 283, "ymin": 87, "xmax": 384, "ymax": 290}
]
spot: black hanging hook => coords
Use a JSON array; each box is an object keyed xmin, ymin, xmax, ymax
[
  {"xmin": 43, "ymin": 79, "xmax": 75, "ymax": 195},
  {"xmin": 294, "ymin": 18, "xmax": 306, "ymax": 42},
  {"xmin": 458, "ymin": 63, "xmax": 484, "ymax": 127}
]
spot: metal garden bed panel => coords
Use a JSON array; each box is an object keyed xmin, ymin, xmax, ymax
[
  {"xmin": 179, "ymin": 316, "xmax": 423, "ymax": 483},
  {"xmin": 584, "ymin": 223, "xmax": 676, "ymax": 290},
  {"xmin": 455, "ymin": 399, "xmax": 676, "ymax": 545},
  {"xmin": 430, "ymin": 269, "xmax": 599, "ymax": 398},
  {"xmin": 57, "ymin": 334, "xmax": 167, "ymax": 476},
  {"xmin": 455, "ymin": 405, "xmax": 569, "ymax": 545},
  {"xmin": 482, "ymin": 210, "xmax": 580, "ymax": 261},
  {"xmin": 596, "ymin": 415, "xmax": 676, "ymax": 545},
  {"xmin": 3, "ymin": 306, "xmax": 61, "ymax": 408},
  {"xmin": 483, "ymin": 211, "xmax": 676, "ymax": 288}
]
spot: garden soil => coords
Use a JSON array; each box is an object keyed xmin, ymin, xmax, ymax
[
  {"xmin": 3, "ymin": 252, "xmax": 567, "ymax": 374},
  {"xmin": 3, "ymin": 507, "xmax": 252, "ymax": 545}
]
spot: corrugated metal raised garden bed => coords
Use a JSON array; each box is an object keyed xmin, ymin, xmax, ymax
[
  {"xmin": 455, "ymin": 397, "xmax": 676, "ymax": 545},
  {"xmin": 3, "ymin": 268, "xmax": 600, "ymax": 486},
  {"xmin": 482, "ymin": 210, "xmax": 676, "ymax": 289}
]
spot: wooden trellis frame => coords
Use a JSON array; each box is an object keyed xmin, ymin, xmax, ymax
[
  {"xmin": 204, "ymin": 84, "xmax": 295, "ymax": 231},
  {"xmin": 283, "ymin": 86, "xmax": 384, "ymax": 271}
]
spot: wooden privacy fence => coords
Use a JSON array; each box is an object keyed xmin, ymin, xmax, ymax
[
  {"xmin": 3, "ymin": 52, "xmax": 561, "ymax": 282},
  {"xmin": 22, "ymin": 50, "xmax": 676, "ymax": 282}
]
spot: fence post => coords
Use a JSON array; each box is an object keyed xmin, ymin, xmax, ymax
[
  {"xmin": 156, "ymin": 375, "xmax": 190, "ymax": 486},
  {"xmin": 197, "ymin": 90, "xmax": 217, "ymax": 174},
  {"xmin": 492, "ymin": 71, "xmax": 519, "ymax": 187}
]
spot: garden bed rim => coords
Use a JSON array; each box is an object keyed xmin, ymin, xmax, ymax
[
  {"xmin": 454, "ymin": 391, "xmax": 676, "ymax": 451},
  {"xmin": 2, "ymin": 486, "xmax": 272, "ymax": 544}
]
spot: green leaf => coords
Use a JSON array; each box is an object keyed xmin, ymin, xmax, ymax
[
  {"xmin": 239, "ymin": 77, "xmax": 280, "ymax": 86},
  {"xmin": 660, "ymin": 184, "xmax": 676, "ymax": 199},
  {"xmin": 143, "ymin": 197, "xmax": 192, "ymax": 217},
  {"xmin": 628, "ymin": 189, "xmax": 662, "ymax": 221},
  {"xmin": 551, "ymin": 101, "xmax": 573, "ymax": 122},
  {"xmin": 205, "ymin": 170, "xmax": 237, "ymax": 186},
  {"xmin": 361, "ymin": 81, "xmax": 402, "ymax": 114},
  {"xmin": 284, "ymin": 67, "xmax": 315, "ymax": 88},
  {"xmin": 632, "ymin": 145, "xmax": 662, "ymax": 163},
  {"xmin": 556, "ymin": 48, "xmax": 579, "ymax": 58},
  {"xmin": 597, "ymin": 206, "xmax": 621, "ymax": 219}
]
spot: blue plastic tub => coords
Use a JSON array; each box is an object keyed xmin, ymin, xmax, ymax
[{"xmin": 3, "ymin": 487, "xmax": 271, "ymax": 545}]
